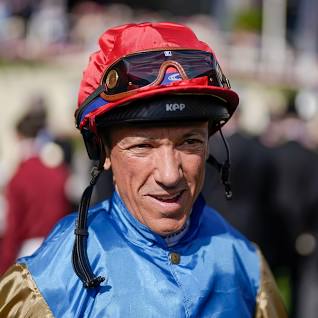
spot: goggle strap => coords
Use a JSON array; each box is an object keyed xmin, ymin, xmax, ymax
[
  {"xmin": 76, "ymin": 85, "xmax": 106, "ymax": 128},
  {"xmin": 151, "ymin": 61, "xmax": 189, "ymax": 84},
  {"xmin": 100, "ymin": 61, "xmax": 188, "ymax": 102}
]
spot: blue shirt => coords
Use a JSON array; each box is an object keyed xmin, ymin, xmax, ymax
[{"xmin": 18, "ymin": 192, "xmax": 260, "ymax": 317}]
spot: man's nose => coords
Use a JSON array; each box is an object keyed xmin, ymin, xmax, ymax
[{"xmin": 153, "ymin": 147, "xmax": 183, "ymax": 188}]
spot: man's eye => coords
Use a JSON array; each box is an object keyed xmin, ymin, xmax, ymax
[
  {"xmin": 184, "ymin": 139, "xmax": 203, "ymax": 145},
  {"xmin": 131, "ymin": 143, "xmax": 152, "ymax": 149}
]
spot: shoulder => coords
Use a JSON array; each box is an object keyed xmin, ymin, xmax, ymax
[
  {"xmin": 13, "ymin": 200, "xmax": 112, "ymax": 316},
  {"xmin": 18, "ymin": 199, "xmax": 111, "ymax": 272},
  {"xmin": 199, "ymin": 196, "xmax": 255, "ymax": 246},
  {"xmin": 255, "ymin": 252, "xmax": 288, "ymax": 317},
  {"xmin": 0, "ymin": 263, "xmax": 54, "ymax": 317},
  {"xmin": 201, "ymin": 198, "xmax": 259, "ymax": 259},
  {"xmin": 195, "ymin": 196, "xmax": 261, "ymax": 294},
  {"xmin": 201, "ymin": 198, "xmax": 286, "ymax": 314}
]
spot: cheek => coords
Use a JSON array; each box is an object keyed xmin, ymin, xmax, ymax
[
  {"xmin": 111, "ymin": 154, "xmax": 151, "ymax": 191},
  {"xmin": 183, "ymin": 155, "xmax": 206, "ymax": 187}
]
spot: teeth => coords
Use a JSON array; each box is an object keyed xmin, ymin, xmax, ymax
[{"xmin": 153, "ymin": 192, "xmax": 180, "ymax": 200}]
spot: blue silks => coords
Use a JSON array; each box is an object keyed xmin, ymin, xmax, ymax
[{"xmin": 18, "ymin": 192, "xmax": 260, "ymax": 318}]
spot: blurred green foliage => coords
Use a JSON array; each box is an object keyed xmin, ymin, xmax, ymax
[
  {"xmin": 234, "ymin": 8, "xmax": 262, "ymax": 33},
  {"xmin": 275, "ymin": 268, "xmax": 291, "ymax": 314}
]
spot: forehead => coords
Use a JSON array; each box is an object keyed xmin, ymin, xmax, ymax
[{"xmin": 108, "ymin": 121, "xmax": 208, "ymax": 143}]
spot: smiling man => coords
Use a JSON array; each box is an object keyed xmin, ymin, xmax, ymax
[
  {"xmin": 105, "ymin": 122, "xmax": 208, "ymax": 236},
  {"xmin": 0, "ymin": 23, "xmax": 287, "ymax": 317}
]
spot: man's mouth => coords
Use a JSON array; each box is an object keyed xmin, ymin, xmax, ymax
[{"xmin": 149, "ymin": 190, "xmax": 184, "ymax": 203}]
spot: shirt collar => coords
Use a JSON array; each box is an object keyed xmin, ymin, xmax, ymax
[{"xmin": 164, "ymin": 218, "xmax": 190, "ymax": 247}]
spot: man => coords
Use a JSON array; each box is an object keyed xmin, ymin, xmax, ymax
[{"xmin": 0, "ymin": 22, "xmax": 286, "ymax": 317}]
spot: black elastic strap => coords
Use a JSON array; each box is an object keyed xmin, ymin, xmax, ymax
[
  {"xmin": 72, "ymin": 147, "xmax": 106, "ymax": 289},
  {"xmin": 74, "ymin": 228, "xmax": 89, "ymax": 236},
  {"xmin": 207, "ymin": 128, "xmax": 232, "ymax": 200}
]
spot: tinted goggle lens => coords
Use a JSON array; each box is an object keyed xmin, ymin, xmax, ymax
[{"xmin": 102, "ymin": 50, "xmax": 230, "ymax": 95}]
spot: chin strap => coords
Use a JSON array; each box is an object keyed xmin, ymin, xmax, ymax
[
  {"xmin": 207, "ymin": 128, "xmax": 232, "ymax": 200},
  {"xmin": 72, "ymin": 148, "xmax": 106, "ymax": 288}
]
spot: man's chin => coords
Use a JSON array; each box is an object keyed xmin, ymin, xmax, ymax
[{"xmin": 146, "ymin": 214, "xmax": 189, "ymax": 237}]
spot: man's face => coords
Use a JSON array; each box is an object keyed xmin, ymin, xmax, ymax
[{"xmin": 105, "ymin": 122, "xmax": 209, "ymax": 236}]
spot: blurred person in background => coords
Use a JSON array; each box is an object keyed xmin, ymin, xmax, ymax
[
  {"xmin": 26, "ymin": 0, "xmax": 68, "ymax": 49},
  {"xmin": 262, "ymin": 94, "xmax": 318, "ymax": 318},
  {"xmin": 0, "ymin": 22, "xmax": 286, "ymax": 317},
  {"xmin": 0, "ymin": 98, "xmax": 72, "ymax": 275},
  {"xmin": 259, "ymin": 92, "xmax": 318, "ymax": 317}
]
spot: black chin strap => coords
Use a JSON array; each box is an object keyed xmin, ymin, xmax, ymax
[
  {"xmin": 207, "ymin": 128, "xmax": 232, "ymax": 200},
  {"xmin": 72, "ymin": 149, "xmax": 106, "ymax": 288}
]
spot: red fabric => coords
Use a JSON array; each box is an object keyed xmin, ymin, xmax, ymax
[{"xmin": 0, "ymin": 157, "xmax": 71, "ymax": 275}]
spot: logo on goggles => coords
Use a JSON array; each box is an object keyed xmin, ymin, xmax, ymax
[
  {"xmin": 168, "ymin": 72, "xmax": 182, "ymax": 81},
  {"xmin": 166, "ymin": 103, "xmax": 186, "ymax": 111}
]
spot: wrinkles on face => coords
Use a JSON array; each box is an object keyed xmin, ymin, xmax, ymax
[{"xmin": 107, "ymin": 122, "xmax": 208, "ymax": 236}]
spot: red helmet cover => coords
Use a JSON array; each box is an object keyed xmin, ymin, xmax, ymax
[{"xmin": 77, "ymin": 22, "xmax": 239, "ymax": 131}]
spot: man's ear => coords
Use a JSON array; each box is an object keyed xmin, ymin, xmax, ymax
[{"xmin": 103, "ymin": 146, "xmax": 112, "ymax": 170}]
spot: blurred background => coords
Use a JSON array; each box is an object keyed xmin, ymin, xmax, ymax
[{"xmin": 0, "ymin": 0, "xmax": 318, "ymax": 317}]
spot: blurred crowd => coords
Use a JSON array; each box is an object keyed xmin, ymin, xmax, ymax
[
  {"xmin": 1, "ymin": 1, "xmax": 318, "ymax": 318},
  {"xmin": 1, "ymin": 0, "xmax": 317, "ymax": 63},
  {"xmin": 204, "ymin": 94, "xmax": 318, "ymax": 318},
  {"xmin": 0, "ymin": 0, "xmax": 217, "ymax": 61}
]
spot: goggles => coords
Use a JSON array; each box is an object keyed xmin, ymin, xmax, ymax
[
  {"xmin": 101, "ymin": 49, "xmax": 231, "ymax": 100},
  {"xmin": 76, "ymin": 49, "xmax": 231, "ymax": 128}
]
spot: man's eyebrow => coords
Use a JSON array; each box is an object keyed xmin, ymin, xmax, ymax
[
  {"xmin": 126, "ymin": 135, "xmax": 157, "ymax": 141},
  {"xmin": 118, "ymin": 136, "xmax": 157, "ymax": 146},
  {"xmin": 120, "ymin": 127, "xmax": 207, "ymax": 142},
  {"xmin": 182, "ymin": 129, "xmax": 207, "ymax": 138},
  {"xmin": 130, "ymin": 131, "xmax": 205, "ymax": 140}
]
